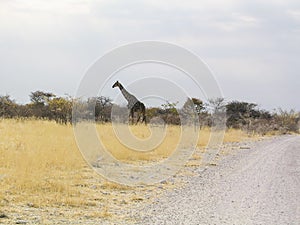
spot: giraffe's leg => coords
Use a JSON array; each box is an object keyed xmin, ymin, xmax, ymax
[
  {"xmin": 130, "ymin": 110, "xmax": 134, "ymax": 125},
  {"xmin": 142, "ymin": 113, "xmax": 146, "ymax": 125},
  {"xmin": 141, "ymin": 106, "xmax": 146, "ymax": 125},
  {"xmin": 136, "ymin": 113, "xmax": 141, "ymax": 125}
]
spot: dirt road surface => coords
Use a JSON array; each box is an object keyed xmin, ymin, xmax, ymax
[{"xmin": 135, "ymin": 135, "xmax": 300, "ymax": 224}]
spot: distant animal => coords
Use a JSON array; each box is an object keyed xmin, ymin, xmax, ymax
[{"xmin": 112, "ymin": 81, "xmax": 146, "ymax": 124}]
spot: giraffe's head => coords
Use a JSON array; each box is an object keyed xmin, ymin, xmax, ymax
[{"xmin": 112, "ymin": 81, "xmax": 121, "ymax": 88}]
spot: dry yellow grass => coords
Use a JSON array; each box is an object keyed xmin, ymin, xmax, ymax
[
  {"xmin": 97, "ymin": 123, "xmax": 181, "ymax": 161},
  {"xmin": 0, "ymin": 119, "xmax": 86, "ymax": 207},
  {"xmin": 0, "ymin": 118, "xmax": 254, "ymax": 219},
  {"xmin": 97, "ymin": 124, "xmax": 252, "ymax": 161}
]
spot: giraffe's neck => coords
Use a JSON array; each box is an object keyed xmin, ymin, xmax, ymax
[{"xmin": 118, "ymin": 85, "xmax": 138, "ymax": 107}]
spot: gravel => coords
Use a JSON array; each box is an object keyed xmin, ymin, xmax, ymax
[{"xmin": 132, "ymin": 135, "xmax": 300, "ymax": 225}]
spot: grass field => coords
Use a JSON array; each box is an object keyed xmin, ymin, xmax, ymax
[{"xmin": 0, "ymin": 119, "xmax": 255, "ymax": 222}]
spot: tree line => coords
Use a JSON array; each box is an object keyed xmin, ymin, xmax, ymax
[{"xmin": 0, "ymin": 91, "xmax": 299, "ymax": 134}]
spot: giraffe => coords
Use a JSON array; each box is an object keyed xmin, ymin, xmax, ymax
[{"xmin": 112, "ymin": 81, "xmax": 146, "ymax": 124}]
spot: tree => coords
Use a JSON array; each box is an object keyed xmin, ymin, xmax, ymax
[
  {"xmin": 182, "ymin": 98, "xmax": 205, "ymax": 115},
  {"xmin": 192, "ymin": 98, "xmax": 205, "ymax": 114},
  {"xmin": 273, "ymin": 109, "xmax": 299, "ymax": 134},
  {"xmin": 85, "ymin": 97, "xmax": 113, "ymax": 123},
  {"xmin": 226, "ymin": 101, "xmax": 259, "ymax": 129},
  {"xmin": 29, "ymin": 91, "xmax": 55, "ymax": 119},
  {"xmin": 95, "ymin": 96, "xmax": 112, "ymax": 122},
  {"xmin": 207, "ymin": 98, "xmax": 226, "ymax": 114},
  {"xmin": 206, "ymin": 98, "xmax": 226, "ymax": 129},
  {"xmin": 0, "ymin": 95, "xmax": 17, "ymax": 118},
  {"xmin": 48, "ymin": 96, "xmax": 73, "ymax": 124},
  {"xmin": 30, "ymin": 91, "xmax": 55, "ymax": 105},
  {"xmin": 161, "ymin": 101, "xmax": 180, "ymax": 125},
  {"xmin": 181, "ymin": 98, "xmax": 205, "ymax": 127}
]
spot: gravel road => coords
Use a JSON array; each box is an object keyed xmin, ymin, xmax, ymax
[{"xmin": 134, "ymin": 135, "xmax": 300, "ymax": 225}]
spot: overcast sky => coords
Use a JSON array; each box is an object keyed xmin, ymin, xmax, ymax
[{"xmin": 1, "ymin": 0, "xmax": 300, "ymax": 110}]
